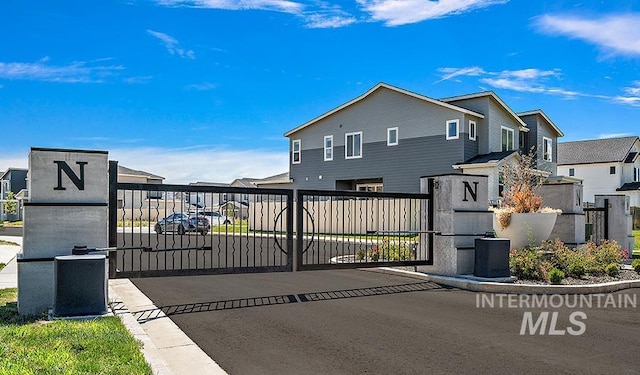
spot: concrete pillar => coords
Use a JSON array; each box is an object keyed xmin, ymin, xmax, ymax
[
  {"xmin": 417, "ymin": 174, "xmax": 493, "ymax": 276},
  {"xmin": 595, "ymin": 195, "xmax": 635, "ymax": 252},
  {"xmin": 18, "ymin": 148, "xmax": 109, "ymax": 315},
  {"xmin": 539, "ymin": 183, "xmax": 585, "ymax": 246}
]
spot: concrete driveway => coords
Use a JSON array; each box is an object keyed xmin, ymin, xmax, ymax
[{"xmin": 132, "ymin": 270, "xmax": 640, "ymax": 375}]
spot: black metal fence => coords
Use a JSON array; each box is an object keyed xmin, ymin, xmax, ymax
[
  {"xmin": 108, "ymin": 162, "xmax": 434, "ymax": 278},
  {"xmin": 584, "ymin": 200, "xmax": 609, "ymax": 244},
  {"xmin": 108, "ymin": 162, "xmax": 293, "ymax": 278},
  {"xmin": 296, "ymin": 186, "xmax": 434, "ymax": 270}
]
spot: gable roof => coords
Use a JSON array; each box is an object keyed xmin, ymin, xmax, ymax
[
  {"xmin": 517, "ymin": 109, "xmax": 564, "ymax": 137},
  {"xmin": 0, "ymin": 168, "xmax": 28, "ymax": 181},
  {"xmin": 618, "ymin": 182, "xmax": 640, "ymax": 191},
  {"xmin": 452, "ymin": 151, "xmax": 517, "ymax": 169},
  {"xmin": 440, "ymin": 91, "xmax": 528, "ymax": 130},
  {"xmin": 557, "ymin": 136, "xmax": 640, "ymax": 165},
  {"xmin": 118, "ymin": 165, "xmax": 164, "ymax": 180},
  {"xmin": 284, "ymin": 82, "xmax": 485, "ymax": 137}
]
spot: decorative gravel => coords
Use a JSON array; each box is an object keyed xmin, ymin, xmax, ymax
[{"xmin": 515, "ymin": 269, "xmax": 640, "ymax": 285}]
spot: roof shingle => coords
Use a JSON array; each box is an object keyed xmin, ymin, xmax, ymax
[{"xmin": 557, "ymin": 136, "xmax": 639, "ymax": 165}]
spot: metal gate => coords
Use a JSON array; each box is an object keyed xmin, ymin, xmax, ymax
[
  {"xmin": 107, "ymin": 162, "xmax": 434, "ymax": 278},
  {"xmin": 584, "ymin": 199, "xmax": 609, "ymax": 244}
]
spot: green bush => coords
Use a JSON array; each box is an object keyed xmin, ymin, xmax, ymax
[
  {"xmin": 568, "ymin": 262, "xmax": 586, "ymax": 278},
  {"xmin": 549, "ymin": 268, "xmax": 565, "ymax": 284},
  {"xmin": 509, "ymin": 248, "xmax": 551, "ymax": 281},
  {"xmin": 605, "ymin": 263, "xmax": 619, "ymax": 277},
  {"xmin": 631, "ymin": 259, "xmax": 640, "ymax": 273}
]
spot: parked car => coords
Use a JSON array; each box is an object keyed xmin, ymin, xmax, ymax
[
  {"xmin": 190, "ymin": 210, "xmax": 233, "ymax": 226},
  {"xmin": 154, "ymin": 213, "xmax": 210, "ymax": 235}
]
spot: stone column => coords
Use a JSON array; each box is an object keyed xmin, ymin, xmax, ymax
[
  {"xmin": 595, "ymin": 195, "xmax": 635, "ymax": 252},
  {"xmin": 539, "ymin": 183, "xmax": 585, "ymax": 246},
  {"xmin": 18, "ymin": 148, "xmax": 109, "ymax": 315},
  {"xmin": 417, "ymin": 174, "xmax": 493, "ymax": 276}
]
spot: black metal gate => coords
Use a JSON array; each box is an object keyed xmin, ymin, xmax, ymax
[
  {"xmin": 107, "ymin": 161, "xmax": 434, "ymax": 278},
  {"xmin": 584, "ymin": 199, "xmax": 609, "ymax": 244}
]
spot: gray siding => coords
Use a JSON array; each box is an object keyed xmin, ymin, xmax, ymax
[
  {"xmin": 519, "ymin": 114, "xmax": 558, "ymax": 175},
  {"xmin": 446, "ymin": 96, "xmax": 522, "ymax": 154},
  {"xmin": 289, "ymin": 87, "xmax": 476, "ymax": 150},
  {"xmin": 290, "ymin": 135, "xmax": 465, "ymax": 193}
]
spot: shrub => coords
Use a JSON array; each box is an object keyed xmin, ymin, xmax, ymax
[
  {"xmin": 549, "ymin": 268, "xmax": 565, "ymax": 284},
  {"xmin": 632, "ymin": 259, "xmax": 640, "ymax": 273},
  {"xmin": 605, "ymin": 263, "xmax": 619, "ymax": 277},
  {"xmin": 509, "ymin": 248, "xmax": 551, "ymax": 281},
  {"xmin": 568, "ymin": 262, "xmax": 586, "ymax": 278}
]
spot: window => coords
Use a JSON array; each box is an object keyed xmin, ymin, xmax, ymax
[
  {"xmin": 292, "ymin": 139, "xmax": 301, "ymax": 164},
  {"xmin": 324, "ymin": 135, "xmax": 333, "ymax": 161},
  {"xmin": 610, "ymin": 166, "xmax": 616, "ymax": 175},
  {"xmin": 387, "ymin": 127, "xmax": 398, "ymax": 146},
  {"xmin": 345, "ymin": 132, "xmax": 362, "ymax": 159},
  {"xmin": 543, "ymin": 137, "xmax": 553, "ymax": 162},
  {"xmin": 569, "ymin": 168, "xmax": 575, "ymax": 176},
  {"xmin": 356, "ymin": 183, "xmax": 383, "ymax": 192},
  {"xmin": 501, "ymin": 127, "xmax": 515, "ymax": 151},
  {"xmin": 446, "ymin": 120, "xmax": 459, "ymax": 140},
  {"xmin": 468, "ymin": 120, "xmax": 476, "ymax": 141}
]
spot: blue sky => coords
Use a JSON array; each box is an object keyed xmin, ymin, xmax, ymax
[{"xmin": 2, "ymin": 0, "xmax": 640, "ymax": 183}]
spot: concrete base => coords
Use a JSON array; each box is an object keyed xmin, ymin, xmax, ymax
[
  {"xmin": 17, "ymin": 259, "xmax": 54, "ymax": 316},
  {"xmin": 549, "ymin": 213, "xmax": 585, "ymax": 245}
]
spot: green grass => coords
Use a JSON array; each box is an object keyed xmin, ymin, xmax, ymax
[
  {"xmin": 633, "ymin": 230, "xmax": 640, "ymax": 257},
  {"xmin": 0, "ymin": 288, "xmax": 152, "ymax": 375},
  {"xmin": 1, "ymin": 221, "xmax": 23, "ymax": 227},
  {"xmin": 0, "ymin": 239, "xmax": 19, "ymax": 246}
]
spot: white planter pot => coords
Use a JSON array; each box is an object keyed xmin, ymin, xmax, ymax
[{"xmin": 493, "ymin": 212, "xmax": 558, "ymax": 249}]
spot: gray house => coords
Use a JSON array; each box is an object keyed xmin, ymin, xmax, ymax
[{"xmin": 284, "ymin": 83, "xmax": 563, "ymax": 201}]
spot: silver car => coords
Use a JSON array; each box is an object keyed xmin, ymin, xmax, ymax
[{"xmin": 155, "ymin": 213, "xmax": 210, "ymax": 235}]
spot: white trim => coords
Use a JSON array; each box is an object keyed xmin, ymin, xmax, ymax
[
  {"xmin": 345, "ymin": 131, "xmax": 363, "ymax": 159},
  {"xmin": 501, "ymin": 126, "xmax": 515, "ymax": 151},
  {"xmin": 387, "ymin": 127, "xmax": 398, "ymax": 146},
  {"xmin": 543, "ymin": 136, "xmax": 553, "ymax": 162},
  {"xmin": 324, "ymin": 135, "xmax": 333, "ymax": 161},
  {"xmin": 518, "ymin": 109, "xmax": 564, "ymax": 137},
  {"xmin": 468, "ymin": 120, "xmax": 476, "ymax": 141},
  {"xmin": 292, "ymin": 139, "xmax": 301, "ymax": 164},
  {"xmin": 442, "ymin": 91, "xmax": 528, "ymax": 130},
  {"xmin": 284, "ymin": 82, "xmax": 484, "ymax": 137},
  {"xmin": 446, "ymin": 119, "xmax": 459, "ymax": 140}
]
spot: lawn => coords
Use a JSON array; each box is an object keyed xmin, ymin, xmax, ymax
[
  {"xmin": 0, "ymin": 288, "xmax": 152, "ymax": 375},
  {"xmin": 634, "ymin": 230, "xmax": 640, "ymax": 257}
]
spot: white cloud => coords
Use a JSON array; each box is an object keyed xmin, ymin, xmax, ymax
[
  {"xmin": 304, "ymin": 13, "xmax": 356, "ymax": 28},
  {"xmin": 110, "ymin": 147, "xmax": 288, "ymax": 184},
  {"xmin": 156, "ymin": 0, "xmax": 304, "ymax": 14},
  {"xmin": 184, "ymin": 82, "xmax": 218, "ymax": 90},
  {"xmin": 597, "ymin": 133, "xmax": 634, "ymax": 139},
  {"xmin": 356, "ymin": 0, "xmax": 509, "ymax": 26},
  {"xmin": 436, "ymin": 66, "xmax": 486, "ymax": 83},
  {"xmin": 0, "ymin": 59, "xmax": 125, "ymax": 83},
  {"xmin": 535, "ymin": 13, "xmax": 640, "ymax": 57},
  {"xmin": 147, "ymin": 30, "xmax": 196, "ymax": 59}
]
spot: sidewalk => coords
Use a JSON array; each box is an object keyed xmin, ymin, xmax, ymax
[
  {"xmin": 0, "ymin": 236, "xmax": 21, "ymax": 289},
  {"xmin": 0, "ymin": 235, "xmax": 226, "ymax": 375}
]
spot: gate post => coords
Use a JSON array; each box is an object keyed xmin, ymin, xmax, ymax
[
  {"xmin": 538, "ymin": 183, "xmax": 585, "ymax": 247},
  {"xmin": 595, "ymin": 195, "xmax": 634, "ymax": 252},
  {"xmin": 418, "ymin": 174, "xmax": 493, "ymax": 276},
  {"xmin": 18, "ymin": 148, "xmax": 109, "ymax": 315}
]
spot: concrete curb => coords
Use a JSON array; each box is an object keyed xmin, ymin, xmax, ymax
[
  {"xmin": 367, "ymin": 267, "xmax": 640, "ymax": 294},
  {"xmin": 109, "ymin": 279, "xmax": 228, "ymax": 375}
]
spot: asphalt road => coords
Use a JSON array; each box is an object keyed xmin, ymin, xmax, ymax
[{"xmin": 132, "ymin": 270, "xmax": 640, "ymax": 375}]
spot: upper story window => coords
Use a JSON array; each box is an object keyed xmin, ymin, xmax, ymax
[
  {"xmin": 446, "ymin": 120, "xmax": 459, "ymax": 140},
  {"xmin": 501, "ymin": 127, "xmax": 515, "ymax": 151},
  {"xmin": 345, "ymin": 131, "xmax": 362, "ymax": 159},
  {"xmin": 569, "ymin": 168, "xmax": 575, "ymax": 176},
  {"xmin": 387, "ymin": 127, "xmax": 398, "ymax": 146},
  {"xmin": 610, "ymin": 166, "xmax": 616, "ymax": 174},
  {"xmin": 468, "ymin": 120, "xmax": 476, "ymax": 141},
  {"xmin": 543, "ymin": 137, "xmax": 553, "ymax": 162},
  {"xmin": 324, "ymin": 135, "xmax": 333, "ymax": 161},
  {"xmin": 292, "ymin": 139, "xmax": 301, "ymax": 164}
]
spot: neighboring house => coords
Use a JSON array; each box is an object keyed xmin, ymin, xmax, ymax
[
  {"xmin": 0, "ymin": 168, "xmax": 28, "ymax": 221},
  {"xmin": 283, "ymin": 82, "xmax": 563, "ymax": 202},
  {"xmin": 115, "ymin": 166, "xmax": 166, "ymax": 220},
  {"xmin": 557, "ymin": 136, "xmax": 640, "ymax": 206}
]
